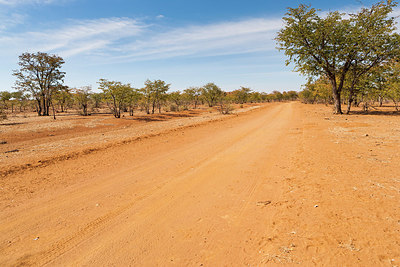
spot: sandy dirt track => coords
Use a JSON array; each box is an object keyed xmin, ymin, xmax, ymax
[{"xmin": 1, "ymin": 102, "xmax": 399, "ymax": 266}]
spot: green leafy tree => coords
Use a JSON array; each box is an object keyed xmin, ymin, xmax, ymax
[
  {"xmin": 249, "ymin": 91, "xmax": 262, "ymax": 103},
  {"xmin": 54, "ymin": 86, "xmax": 72, "ymax": 112},
  {"xmin": 232, "ymin": 87, "xmax": 251, "ymax": 104},
  {"xmin": 126, "ymin": 88, "xmax": 141, "ymax": 116},
  {"xmin": 276, "ymin": 1, "xmax": 400, "ymax": 114},
  {"xmin": 10, "ymin": 91, "xmax": 29, "ymax": 112},
  {"xmin": 141, "ymin": 79, "xmax": 170, "ymax": 114},
  {"xmin": 219, "ymin": 92, "xmax": 234, "ymax": 114},
  {"xmin": 169, "ymin": 91, "xmax": 184, "ymax": 111},
  {"xmin": 371, "ymin": 61, "xmax": 400, "ymax": 111},
  {"xmin": 91, "ymin": 93, "xmax": 104, "ymax": 109},
  {"xmin": 13, "ymin": 52, "xmax": 65, "ymax": 116},
  {"xmin": 286, "ymin": 91, "xmax": 299, "ymax": 101},
  {"xmin": 344, "ymin": 2, "xmax": 400, "ymax": 113},
  {"xmin": 0, "ymin": 91, "xmax": 12, "ymax": 110},
  {"xmin": 184, "ymin": 87, "xmax": 202, "ymax": 109},
  {"xmin": 98, "ymin": 79, "xmax": 132, "ymax": 118},
  {"xmin": 300, "ymin": 77, "xmax": 332, "ymax": 104},
  {"xmin": 202, "ymin": 83, "xmax": 223, "ymax": 107},
  {"xmin": 74, "ymin": 86, "xmax": 92, "ymax": 116}
]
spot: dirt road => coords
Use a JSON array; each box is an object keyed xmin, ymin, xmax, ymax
[{"xmin": 1, "ymin": 102, "xmax": 399, "ymax": 266}]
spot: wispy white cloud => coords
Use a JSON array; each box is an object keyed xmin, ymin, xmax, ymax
[
  {"xmin": 0, "ymin": 16, "xmax": 283, "ymax": 61},
  {"xmin": 0, "ymin": 0, "xmax": 60, "ymax": 6},
  {"xmin": 0, "ymin": 12, "xmax": 26, "ymax": 30},
  {"xmin": 112, "ymin": 18, "xmax": 283, "ymax": 62},
  {"xmin": 0, "ymin": 17, "xmax": 145, "ymax": 57}
]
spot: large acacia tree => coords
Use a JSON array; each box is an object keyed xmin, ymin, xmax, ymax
[
  {"xmin": 13, "ymin": 52, "xmax": 65, "ymax": 116},
  {"xmin": 276, "ymin": 1, "xmax": 400, "ymax": 114}
]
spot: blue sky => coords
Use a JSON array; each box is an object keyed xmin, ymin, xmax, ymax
[{"xmin": 0, "ymin": 0, "xmax": 391, "ymax": 93}]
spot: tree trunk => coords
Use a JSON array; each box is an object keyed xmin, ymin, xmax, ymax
[
  {"xmin": 36, "ymin": 98, "xmax": 42, "ymax": 116},
  {"xmin": 330, "ymin": 79, "xmax": 342, "ymax": 114},
  {"xmin": 152, "ymin": 101, "xmax": 156, "ymax": 114},
  {"xmin": 43, "ymin": 97, "xmax": 50, "ymax": 116},
  {"xmin": 51, "ymin": 101, "xmax": 56, "ymax": 120},
  {"xmin": 346, "ymin": 85, "xmax": 355, "ymax": 114},
  {"xmin": 42, "ymin": 96, "xmax": 46, "ymax": 116}
]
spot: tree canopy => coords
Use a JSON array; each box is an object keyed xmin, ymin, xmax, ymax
[
  {"xmin": 13, "ymin": 52, "xmax": 65, "ymax": 116},
  {"xmin": 276, "ymin": 1, "xmax": 400, "ymax": 114}
]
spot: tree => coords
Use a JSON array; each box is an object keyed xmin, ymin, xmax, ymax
[
  {"xmin": 202, "ymin": 83, "xmax": 223, "ymax": 107},
  {"xmin": 54, "ymin": 86, "xmax": 72, "ymax": 112},
  {"xmin": 271, "ymin": 91, "xmax": 284, "ymax": 102},
  {"xmin": 126, "ymin": 88, "xmax": 141, "ymax": 116},
  {"xmin": 98, "ymin": 79, "xmax": 132, "ymax": 118},
  {"xmin": 91, "ymin": 93, "xmax": 103, "ymax": 109},
  {"xmin": 13, "ymin": 52, "xmax": 65, "ymax": 116},
  {"xmin": 0, "ymin": 91, "xmax": 12, "ymax": 110},
  {"xmin": 74, "ymin": 86, "xmax": 92, "ymax": 116},
  {"xmin": 344, "ymin": 2, "xmax": 400, "ymax": 113},
  {"xmin": 300, "ymin": 77, "xmax": 332, "ymax": 104},
  {"xmin": 184, "ymin": 87, "xmax": 202, "ymax": 109},
  {"xmin": 10, "ymin": 91, "xmax": 29, "ymax": 112},
  {"xmin": 142, "ymin": 79, "xmax": 170, "ymax": 114},
  {"xmin": 219, "ymin": 92, "xmax": 234, "ymax": 114},
  {"xmin": 169, "ymin": 91, "xmax": 184, "ymax": 111},
  {"xmin": 286, "ymin": 91, "xmax": 299, "ymax": 101},
  {"xmin": 371, "ymin": 61, "xmax": 400, "ymax": 111},
  {"xmin": 249, "ymin": 91, "xmax": 262, "ymax": 103},
  {"xmin": 232, "ymin": 87, "xmax": 251, "ymax": 104},
  {"xmin": 276, "ymin": 1, "xmax": 400, "ymax": 114}
]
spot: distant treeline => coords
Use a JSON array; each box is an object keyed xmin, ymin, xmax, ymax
[
  {"xmin": 0, "ymin": 82, "xmax": 298, "ymax": 119},
  {"xmin": 0, "ymin": 51, "xmax": 298, "ymax": 119},
  {"xmin": 298, "ymin": 60, "xmax": 400, "ymax": 112}
]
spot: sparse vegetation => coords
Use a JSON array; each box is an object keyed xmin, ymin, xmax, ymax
[
  {"xmin": 276, "ymin": 1, "xmax": 400, "ymax": 114},
  {"xmin": 13, "ymin": 52, "xmax": 66, "ymax": 117},
  {"xmin": 3, "ymin": 49, "xmax": 305, "ymax": 120}
]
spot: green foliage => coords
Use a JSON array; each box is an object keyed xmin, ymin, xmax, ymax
[
  {"xmin": 219, "ymin": 92, "xmax": 234, "ymax": 114},
  {"xmin": 299, "ymin": 77, "xmax": 331, "ymax": 104},
  {"xmin": 126, "ymin": 88, "xmax": 141, "ymax": 116},
  {"xmin": 202, "ymin": 83, "xmax": 223, "ymax": 107},
  {"xmin": 0, "ymin": 91, "xmax": 12, "ymax": 107},
  {"xmin": 368, "ymin": 61, "xmax": 400, "ymax": 110},
  {"xmin": 74, "ymin": 86, "xmax": 92, "ymax": 116},
  {"xmin": 184, "ymin": 87, "xmax": 202, "ymax": 109},
  {"xmin": 276, "ymin": 1, "xmax": 400, "ymax": 114},
  {"xmin": 91, "ymin": 93, "xmax": 104, "ymax": 109},
  {"xmin": 168, "ymin": 91, "xmax": 184, "ymax": 111},
  {"xmin": 231, "ymin": 87, "xmax": 251, "ymax": 104},
  {"xmin": 98, "ymin": 79, "xmax": 134, "ymax": 118},
  {"xmin": 13, "ymin": 52, "xmax": 65, "ymax": 116},
  {"xmin": 54, "ymin": 86, "xmax": 72, "ymax": 112},
  {"xmin": 141, "ymin": 79, "xmax": 170, "ymax": 114}
]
